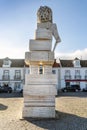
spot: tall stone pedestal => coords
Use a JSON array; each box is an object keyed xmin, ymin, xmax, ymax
[{"xmin": 22, "ymin": 6, "xmax": 61, "ymax": 118}]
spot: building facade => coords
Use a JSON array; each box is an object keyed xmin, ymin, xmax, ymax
[
  {"xmin": 0, "ymin": 57, "xmax": 87, "ymax": 92},
  {"xmin": 58, "ymin": 58, "xmax": 87, "ymax": 91},
  {"xmin": 0, "ymin": 57, "xmax": 29, "ymax": 91}
]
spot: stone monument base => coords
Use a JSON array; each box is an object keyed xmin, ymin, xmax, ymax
[
  {"xmin": 22, "ymin": 6, "xmax": 61, "ymax": 119},
  {"xmin": 23, "ymin": 107, "xmax": 55, "ymax": 118}
]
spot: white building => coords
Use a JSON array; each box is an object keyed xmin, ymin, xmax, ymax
[
  {"xmin": 58, "ymin": 58, "xmax": 87, "ymax": 91},
  {"xmin": 0, "ymin": 57, "xmax": 87, "ymax": 92},
  {"xmin": 0, "ymin": 57, "xmax": 28, "ymax": 91}
]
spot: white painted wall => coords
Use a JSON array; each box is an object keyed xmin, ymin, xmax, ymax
[
  {"xmin": 58, "ymin": 67, "xmax": 87, "ymax": 90},
  {"xmin": 0, "ymin": 67, "xmax": 28, "ymax": 91}
]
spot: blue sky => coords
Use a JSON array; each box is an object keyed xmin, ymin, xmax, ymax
[{"xmin": 0, "ymin": 0, "xmax": 87, "ymax": 59}]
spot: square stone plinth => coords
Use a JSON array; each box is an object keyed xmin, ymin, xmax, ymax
[
  {"xmin": 25, "ymin": 74, "xmax": 57, "ymax": 85},
  {"xmin": 25, "ymin": 51, "xmax": 54, "ymax": 64},
  {"xmin": 29, "ymin": 39, "xmax": 52, "ymax": 51},
  {"xmin": 35, "ymin": 28, "xmax": 52, "ymax": 40}
]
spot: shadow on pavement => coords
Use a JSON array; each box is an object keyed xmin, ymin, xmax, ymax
[
  {"xmin": 0, "ymin": 103, "xmax": 8, "ymax": 110},
  {"xmin": 22, "ymin": 110, "xmax": 87, "ymax": 130}
]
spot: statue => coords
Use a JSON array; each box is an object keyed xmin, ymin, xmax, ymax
[
  {"xmin": 23, "ymin": 6, "xmax": 61, "ymax": 118},
  {"xmin": 37, "ymin": 6, "xmax": 61, "ymax": 51}
]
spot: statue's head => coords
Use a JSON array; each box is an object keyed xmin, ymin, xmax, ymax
[{"xmin": 37, "ymin": 6, "xmax": 52, "ymax": 23}]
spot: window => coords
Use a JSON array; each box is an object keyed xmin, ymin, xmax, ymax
[
  {"xmin": 85, "ymin": 70, "xmax": 87, "ymax": 75},
  {"xmin": 39, "ymin": 65, "xmax": 43, "ymax": 74},
  {"xmin": 3, "ymin": 58, "xmax": 12, "ymax": 67},
  {"xmin": 75, "ymin": 60, "xmax": 80, "ymax": 66},
  {"xmin": 85, "ymin": 83, "xmax": 87, "ymax": 89},
  {"xmin": 73, "ymin": 59, "xmax": 80, "ymax": 67},
  {"xmin": 65, "ymin": 70, "xmax": 71, "ymax": 79},
  {"xmin": 75, "ymin": 70, "xmax": 80, "ymax": 75},
  {"xmin": 52, "ymin": 70, "xmax": 56, "ymax": 74},
  {"xmin": 75, "ymin": 70, "xmax": 81, "ymax": 79},
  {"xmin": 15, "ymin": 70, "xmax": 21, "ymax": 79},
  {"xmin": 65, "ymin": 70, "xmax": 70, "ymax": 76},
  {"xmin": 3, "ymin": 70, "xmax": 9, "ymax": 79},
  {"xmin": 4, "ymin": 60, "xmax": 9, "ymax": 65},
  {"xmin": 85, "ymin": 70, "xmax": 87, "ymax": 79}
]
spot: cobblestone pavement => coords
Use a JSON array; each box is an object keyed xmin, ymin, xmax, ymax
[{"xmin": 0, "ymin": 92, "xmax": 87, "ymax": 130}]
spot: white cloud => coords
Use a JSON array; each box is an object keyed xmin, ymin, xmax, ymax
[{"xmin": 55, "ymin": 48, "xmax": 87, "ymax": 60}]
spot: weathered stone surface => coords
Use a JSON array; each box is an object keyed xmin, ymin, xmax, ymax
[
  {"xmin": 29, "ymin": 39, "xmax": 52, "ymax": 51},
  {"xmin": 44, "ymin": 65, "xmax": 52, "ymax": 74},
  {"xmin": 22, "ymin": 107, "xmax": 55, "ymax": 118},
  {"xmin": 29, "ymin": 65, "xmax": 38, "ymax": 74},
  {"xmin": 24, "ymin": 102, "xmax": 55, "ymax": 107},
  {"xmin": 37, "ymin": 6, "xmax": 52, "ymax": 23},
  {"xmin": 25, "ymin": 51, "xmax": 54, "ymax": 63},
  {"xmin": 23, "ymin": 95, "xmax": 55, "ymax": 107},
  {"xmin": 24, "ymin": 84, "xmax": 57, "ymax": 96},
  {"xmin": 25, "ymin": 61, "xmax": 54, "ymax": 66},
  {"xmin": 23, "ymin": 95, "xmax": 55, "ymax": 102},
  {"xmin": 35, "ymin": 28, "xmax": 52, "ymax": 40},
  {"xmin": 29, "ymin": 65, "xmax": 53, "ymax": 74},
  {"xmin": 37, "ymin": 22, "xmax": 61, "ymax": 51},
  {"xmin": 37, "ymin": 22, "xmax": 52, "ymax": 30},
  {"xmin": 25, "ymin": 74, "xmax": 57, "ymax": 85}
]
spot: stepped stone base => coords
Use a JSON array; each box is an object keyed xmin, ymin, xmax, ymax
[
  {"xmin": 23, "ymin": 95, "xmax": 55, "ymax": 107},
  {"xmin": 23, "ymin": 80, "xmax": 57, "ymax": 118},
  {"xmin": 22, "ymin": 107, "xmax": 55, "ymax": 118},
  {"xmin": 23, "ymin": 74, "xmax": 57, "ymax": 118}
]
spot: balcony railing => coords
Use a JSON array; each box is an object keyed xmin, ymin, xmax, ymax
[
  {"xmin": 14, "ymin": 76, "xmax": 21, "ymax": 80},
  {"xmin": 74, "ymin": 75, "xmax": 81, "ymax": 79},
  {"xmin": 64, "ymin": 75, "xmax": 71, "ymax": 80},
  {"xmin": 2, "ymin": 75, "xmax": 10, "ymax": 80}
]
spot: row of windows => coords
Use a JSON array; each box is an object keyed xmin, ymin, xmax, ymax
[
  {"xmin": 65, "ymin": 70, "xmax": 87, "ymax": 76},
  {"xmin": 3, "ymin": 70, "xmax": 21, "ymax": 78},
  {"xmin": 2, "ymin": 67, "xmax": 55, "ymax": 78}
]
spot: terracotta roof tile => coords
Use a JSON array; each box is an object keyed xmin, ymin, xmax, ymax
[{"xmin": 52, "ymin": 59, "xmax": 60, "ymax": 68}]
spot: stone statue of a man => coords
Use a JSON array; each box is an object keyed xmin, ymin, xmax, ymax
[
  {"xmin": 37, "ymin": 6, "xmax": 61, "ymax": 51},
  {"xmin": 23, "ymin": 6, "xmax": 60, "ymax": 118}
]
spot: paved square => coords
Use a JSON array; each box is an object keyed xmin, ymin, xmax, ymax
[{"xmin": 0, "ymin": 92, "xmax": 87, "ymax": 130}]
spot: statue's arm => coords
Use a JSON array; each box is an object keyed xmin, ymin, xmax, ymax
[
  {"xmin": 51, "ymin": 24, "xmax": 61, "ymax": 43},
  {"xmin": 51, "ymin": 24, "xmax": 61, "ymax": 51}
]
